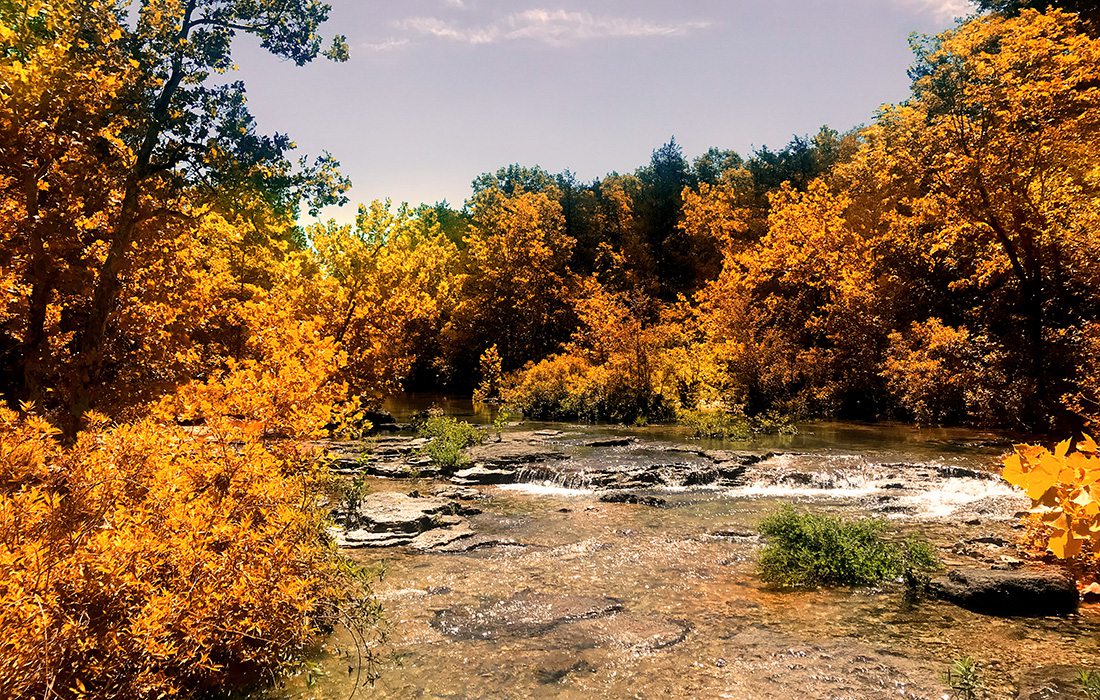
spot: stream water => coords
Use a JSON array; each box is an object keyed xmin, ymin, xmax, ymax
[{"xmin": 273, "ymin": 402, "xmax": 1100, "ymax": 699}]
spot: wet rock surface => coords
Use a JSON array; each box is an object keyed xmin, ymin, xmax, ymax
[
  {"xmin": 929, "ymin": 567, "xmax": 1079, "ymax": 616},
  {"xmin": 431, "ymin": 590, "xmax": 625, "ymax": 640},
  {"xmin": 325, "ymin": 431, "xmax": 774, "ymax": 491},
  {"xmin": 598, "ymin": 492, "xmax": 667, "ymax": 507},
  {"xmin": 333, "ymin": 491, "xmax": 478, "ymax": 549},
  {"xmin": 466, "ymin": 434, "xmax": 568, "ymax": 466}
]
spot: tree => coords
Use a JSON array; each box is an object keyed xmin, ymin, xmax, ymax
[
  {"xmin": 309, "ymin": 200, "xmax": 459, "ymax": 400},
  {"xmin": 696, "ymin": 181, "xmax": 885, "ymax": 417},
  {"xmin": 635, "ymin": 138, "xmax": 697, "ymax": 296},
  {"xmin": 867, "ymin": 9, "xmax": 1100, "ymax": 426},
  {"xmin": 446, "ymin": 187, "xmax": 577, "ymax": 376},
  {"xmin": 972, "ymin": 0, "xmax": 1099, "ymax": 30},
  {"xmin": 0, "ymin": 0, "xmax": 349, "ymax": 427}
]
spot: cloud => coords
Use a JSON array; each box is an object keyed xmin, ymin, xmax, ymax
[
  {"xmin": 386, "ymin": 9, "xmax": 711, "ymax": 48},
  {"xmin": 364, "ymin": 38, "xmax": 411, "ymax": 52},
  {"xmin": 902, "ymin": 0, "xmax": 975, "ymax": 22}
]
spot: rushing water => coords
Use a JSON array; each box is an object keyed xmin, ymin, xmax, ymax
[{"xmin": 274, "ymin": 410, "xmax": 1100, "ymax": 700}]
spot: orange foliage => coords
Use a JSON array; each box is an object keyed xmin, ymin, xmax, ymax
[
  {"xmin": 883, "ymin": 319, "xmax": 1016, "ymax": 426},
  {"xmin": 447, "ymin": 187, "xmax": 578, "ymax": 372},
  {"xmin": 0, "ymin": 406, "xmax": 377, "ymax": 699},
  {"xmin": 693, "ymin": 180, "xmax": 884, "ymax": 416},
  {"xmin": 1003, "ymin": 436, "xmax": 1100, "ymax": 565}
]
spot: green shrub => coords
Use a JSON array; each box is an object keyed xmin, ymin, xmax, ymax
[
  {"xmin": 680, "ymin": 408, "xmax": 796, "ymax": 440},
  {"xmin": 757, "ymin": 506, "xmax": 939, "ymax": 588},
  {"xmin": 417, "ymin": 415, "xmax": 483, "ymax": 470}
]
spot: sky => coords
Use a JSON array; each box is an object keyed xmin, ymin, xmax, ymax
[{"xmin": 231, "ymin": 0, "xmax": 975, "ymax": 221}]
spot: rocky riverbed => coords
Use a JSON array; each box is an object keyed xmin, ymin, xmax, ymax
[{"xmin": 279, "ymin": 421, "xmax": 1100, "ymax": 699}]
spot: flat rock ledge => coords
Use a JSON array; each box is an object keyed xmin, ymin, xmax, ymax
[
  {"xmin": 929, "ymin": 567, "xmax": 1079, "ymax": 616},
  {"xmin": 333, "ymin": 491, "xmax": 478, "ymax": 551},
  {"xmin": 325, "ymin": 432, "xmax": 777, "ymax": 491}
]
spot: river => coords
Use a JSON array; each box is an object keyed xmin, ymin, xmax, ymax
[{"xmin": 273, "ymin": 398, "xmax": 1100, "ymax": 699}]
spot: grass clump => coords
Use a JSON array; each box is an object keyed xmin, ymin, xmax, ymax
[
  {"xmin": 680, "ymin": 408, "xmax": 796, "ymax": 440},
  {"xmin": 416, "ymin": 413, "xmax": 483, "ymax": 470},
  {"xmin": 757, "ymin": 506, "xmax": 939, "ymax": 588},
  {"xmin": 1081, "ymin": 670, "xmax": 1100, "ymax": 700}
]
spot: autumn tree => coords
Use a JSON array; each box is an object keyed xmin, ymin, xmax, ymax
[
  {"xmin": 0, "ymin": 0, "xmax": 349, "ymax": 427},
  {"xmin": 848, "ymin": 9, "xmax": 1100, "ymax": 427},
  {"xmin": 695, "ymin": 181, "xmax": 885, "ymax": 417},
  {"xmin": 309, "ymin": 200, "xmax": 459, "ymax": 400},
  {"xmin": 973, "ymin": 0, "xmax": 1099, "ymax": 30},
  {"xmin": 445, "ymin": 187, "xmax": 577, "ymax": 377}
]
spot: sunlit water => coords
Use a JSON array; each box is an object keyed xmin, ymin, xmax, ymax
[{"xmin": 273, "ymin": 412, "xmax": 1100, "ymax": 699}]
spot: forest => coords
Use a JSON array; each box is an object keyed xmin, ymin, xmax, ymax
[{"xmin": 0, "ymin": 0, "xmax": 1098, "ymax": 697}]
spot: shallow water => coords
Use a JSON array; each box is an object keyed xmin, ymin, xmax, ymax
[{"xmin": 276, "ymin": 417, "xmax": 1100, "ymax": 700}]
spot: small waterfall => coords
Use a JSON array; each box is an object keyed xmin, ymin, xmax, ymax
[{"xmin": 511, "ymin": 465, "xmax": 599, "ymax": 491}]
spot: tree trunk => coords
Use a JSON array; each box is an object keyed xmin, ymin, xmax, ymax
[
  {"xmin": 21, "ymin": 167, "xmax": 50, "ymax": 402},
  {"xmin": 66, "ymin": 1, "xmax": 196, "ymax": 429}
]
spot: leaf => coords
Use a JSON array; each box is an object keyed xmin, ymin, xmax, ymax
[{"xmin": 1048, "ymin": 529, "xmax": 1082, "ymax": 559}]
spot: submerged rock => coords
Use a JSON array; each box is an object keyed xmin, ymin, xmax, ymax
[
  {"xmin": 599, "ymin": 492, "xmax": 667, "ymax": 507},
  {"xmin": 930, "ymin": 567, "xmax": 1079, "ymax": 616},
  {"xmin": 431, "ymin": 590, "xmax": 624, "ymax": 640},
  {"xmin": 555, "ymin": 614, "xmax": 692, "ymax": 653},
  {"xmin": 580, "ymin": 437, "xmax": 635, "ymax": 448}
]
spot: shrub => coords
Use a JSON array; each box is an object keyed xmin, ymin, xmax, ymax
[
  {"xmin": 502, "ymin": 353, "xmax": 676, "ymax": 424},
  {"xmin": 0, "ymin": 407, "xmax": 379, "ymax": 699},
  {"xmin": 680, "ymin": 408, "xmax": 796, "ymax": 440},
  {"xmin": 417, "ymin": 414, "xmax": 483, "ymax": 470},
  {"xmin": 473, "ymin": 344, "xmax": 503, "ymax": 403},
  {"xmin": 1002, "ymin": 435, "xmax": 1100, "ymax": 563},
  {"xmin": 757, "ymin": 506, "xmax": 939, "ymax": 588},
  {"xmin": 1081, "ymin": 670, "xmax": 1100, "ymax": 700}
]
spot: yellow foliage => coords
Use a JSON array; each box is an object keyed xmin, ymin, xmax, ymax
[
  {"xmin": 447, "ymin": 187, "xmax": 577, "ymax": 371},
  {"xmin": 693, "ymin": 180, "xmax": 883, "ymax": 416},
  {"xmin": 309, "ymin": 200, "xmax": 459, "ymax": 400},
  {"xmin": 0, "ymin": 406, "xmax": 377, "ymax": 699},
  {"xmin": 883, "ymin": 319, "xmax": 1016, "ymax": 425},
  {"xmin": 1003, "ymin": 436, "xmax": 1100, "ymax": 563}
]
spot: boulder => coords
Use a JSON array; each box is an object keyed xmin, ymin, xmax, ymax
[
  {"xmin": 930, "ymin": 567, "xmax": 1078, "ymax": 616},
  {"xmin": 599, "ymin": 492, "xmax": 667, "ymax": 507}
]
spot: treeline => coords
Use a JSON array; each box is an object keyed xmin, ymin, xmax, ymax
[
  {"xmin": 310, "ymin": 7, "xmax": 1099, "ymax": 432},
  {"xmin": 1, "ymin": 4, "xmax": 1095, "ymax": 436}
]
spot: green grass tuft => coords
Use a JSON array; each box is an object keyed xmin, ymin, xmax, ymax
[
  {"xmin": 417, "ymin": 415, "xmax": 483, "ymax": 470},
  {"xmin": 757, "ymin": 506, "xmax": 939, "ymax": 588}
]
